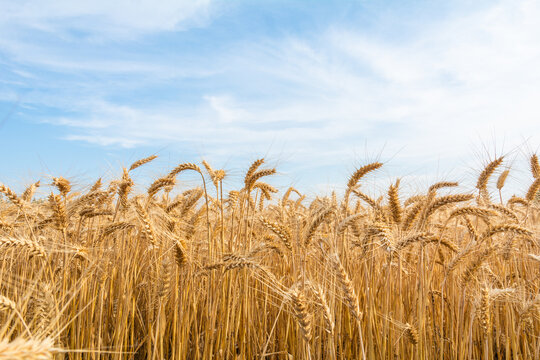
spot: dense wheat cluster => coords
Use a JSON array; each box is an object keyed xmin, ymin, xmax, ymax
[{"xmin": 0, "ymin": 154, "xmax": 539, "ymax": 359}]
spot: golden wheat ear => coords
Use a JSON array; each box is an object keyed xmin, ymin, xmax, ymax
[
  {"xmin": 330, "ymin": 253, "xmax": 362, "ymax": 322},
  {"xmin": 289, "ymin": 288, "xmax": 312, "ymax": 343},
  {"xmin": 0, "ymin": 184, "xmax": 24, "ymax": 208},
  {"xmin": 52, "ymin": 177, "xmax": 71, "ymax": 197},
  {"xmin": 476, "ymin": 156, "xmax": 504, "ymax": 191},
  {"xmin": 525, "ymin": 178, "xmax": 540, "ymax": 202},
  {"xmin": 531, "ymin": 154, "xmax": 540, "ymax": 178},
  {"xmin": 404, "ymin": 323, "xmax": 419, "ymax": 346},
  {"xmin": 0, "ymin": 338, "xmax": 59, "ymax": 359},
  {"xmin": 387, "ymin": 180, "xmax": 402, "ymax": 225},
  {"xmin": 0, "ymin": 295, "xmax": 17, "ymax": 312},
  {"xmin": 129, "ymin": 155, "xmax": 158, "ymax": 172},
  {"xmin": 21, "ymin": 181, "xmax": 40, "ymax": 202}
]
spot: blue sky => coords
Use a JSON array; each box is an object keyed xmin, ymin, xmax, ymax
[{"xmin": 1, "ymin": 0, "xmax": 539, "ymax": 196}]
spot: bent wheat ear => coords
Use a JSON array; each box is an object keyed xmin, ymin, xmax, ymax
[
  {"xmin": 312, "ymin": 285, "xmax": 334, "ymax": 334},
  {"xmin": 394, "ymin": 233, "xmax": 436, "ymax": 252},
  {"xmin": 480, "ymin": 224, "xmax": 533, "ymax": 241},
  {"xmin": 260, "ymin": 218, "xmax": 292, "ymax": 251},
  {"xmin": 462, "ymin": 246, "xmax": 496, "ymax": 283},
  {"xmin": 102, "ymin": 222, "xmax": 134, "ymax": 236},
  {"xmin": 253, "ymin": 182, "xmax": 278, "ymax": 200},
  {"xmin": 304, "ymin": 207, "xmax": 334, "ymax": 247},
  {"xmin": 0, "ymin": 237, "xmax": 47, "ymax": 258},
  {"xmin": 244, "ymin": 159, "xmax": 264, "ymax": 188},
  {"xmin": 528, "ymin": 254, "xmax": 540, "ymax": 263},
  {"xmin": 0, "ymin": 295, "xmax": 17, "ymax": 312},
  {"xmin": 404, "ymin": 323, "xmax": 419, "ymax": 346},
  {"xmin": 21, "ymin": 181, "xmax": 40, "ymax": 202},
  {"xmin": 52, "ymin": 177, "xmax": 71, "ymax": 197},
  {"xmin": 347, "ymin": 162, "xmax": 383, "ymax": 190},
  {"xmin": 402, "ymin": 202, "xmax": 423, "ymax": 231},
  {"xmin": 508, "ymin": 196, "xmax": 528, "ymax": 207},
  {"xmin": 0, "ymin": 338, "xmax": 57, "ymax": 359},
  {"xmin": 147, "ymin": 176, "xmax": 176, "ymax": 197},
  {"xmin": 168, "ymin": 163, "xmax": 201, "ymax": 178},
  {"xmin": 180, "ymin": 188, "xmax": 203, "ymax": 217},
  {"xmin": 446, "ymin": 244, "xmax": 474, "ymax": 275},
  {"xmin": 246, "ymin": 169, "xmax": 276, "ymax": 191},
  {"xmin": 0, "ymin": 184, "xmax": 23, "ymax": 208},
  {"xmin": 476, "ymin": 157, "xmax": 504, "ymax": 191},
  {"xmin": 331, "ymin": 254, "xmax": 362, "ymax": 322},
  {"xmin": 202, "ymin": 160, "xmax": 225, "ymax": 189},
  {"xmin": 429, "ymin": 181, "xmax": 459, "ymax": 193},
  {"xmin": 129, "ymin": 155, "xmax": 157, "ymax": 171},
  {"xmin": 337, "ymin": 213, "xmax": 364, "ymax": 236},
  {"xmin": 424, "ymin": 194, "xmax": 474, "ymax": 219},
  {"xmin": 446, "ymin": 207, "xmax": 496, "ymax": 222},
  {"xmin": 488, "ymin": 203, "xmax": 519, "ymax": 222},
  {"xmin": 404, "ymin": 195, "xmax": 426, "ymax": 207},
  {"xmin": 134, "ymin": 201, "xmax": 157, "ymax": 246},
  {"xmin": 201, "ymin": 159, "xmax": 216, "ymax": 179},
  {"xmin": 282, "ymin": 186, "xmax": 301, "ymax": 205},
  {"xmin": 352, "ymin": 190, "xmax": 381, "ymax": 211}
]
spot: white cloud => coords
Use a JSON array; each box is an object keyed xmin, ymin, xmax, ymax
[
  {"xmin": 0, "ymin": 0, "xmax": 212, "ymax": 35},
  {"xmin": 64, "ymin": 134, "xmax": 142, "ymax": 148},
  {"xmin": 244, "ymin": 0, "xmax": 540, "ymax": 159},
  {"xmin": 0, "ymin": 0, "xmax": 217, "ymax": 74},
  {"xmin": 204, "ymin": 95, "xmax": 250, "ymax": 123}
]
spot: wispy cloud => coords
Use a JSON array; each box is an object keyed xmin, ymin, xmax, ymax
[{"xmin": 0, "ymin": 0, "xmax": 212, "ymax": 35}]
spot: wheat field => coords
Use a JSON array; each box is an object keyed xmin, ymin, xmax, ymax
[{"xmin": 0, "ymin": 154, "xmax": 539, "ymax": 359}]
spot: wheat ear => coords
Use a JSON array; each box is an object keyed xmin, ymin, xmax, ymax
[
  {"xmin": 531, "ymin": 154, "xmax": 540, "ymax": 178},
  {"xmin": 331, "ymin": 254, "xmax": 362, "ymax": 322},
  {"xmin": 476, "ymin": 156, "xmax": 504, "ymax": 191},
  {"xmin": 290, "ymin": 288, "xmax": 312, "ymax": 342},
  {"xmin": 388, "ymin": 180, "xmax": 402, "ymax": 224},
  {"xmin": 129, "ymin": 154, "xmax": 157, "ymax": 171},
  {"xmin": 0, "ymin": 184, "xmax": 24, "ymax": 208},
  {"xmin": 0, "ymin": 338, "xmax": 57, "ymax": 360}
]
